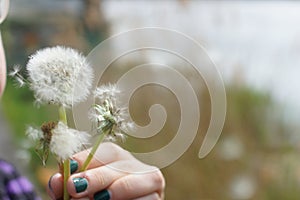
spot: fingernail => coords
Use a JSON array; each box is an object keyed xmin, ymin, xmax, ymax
[
  {"xmin": 94, "ymin": 190, "xmax": 110, "ymax": 200},
  {"xmin": 48, "ymin": 173, "xmax": 62, "ymax": 199},
  {"xmin": 48, "ymin": 174, "xmax": 56, "ymax": 199},
  {"xmin": 73, "ymin": 177, "xmax": 88, "ymax": 193},
  {"xmin": 70, "ymin": 160, "xmax": 78, "ymax": 174}
]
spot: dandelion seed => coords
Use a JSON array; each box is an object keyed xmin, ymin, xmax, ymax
[
  {"xmin": 14, "ymin": 76, "xmax": 25, "ymax": 87},
  {"xmin": 26, "ymin": 46, "xmax": 93, "ymax": 107},
  {"xmin": 8, "ymin": 65, "xmax": 21, "ymax": 77},
  {"xmin": 9, "ymin": 65, "xmax": 27, "ymax": 87}
]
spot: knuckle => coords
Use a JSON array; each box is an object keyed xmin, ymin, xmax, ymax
[
  {"xmin": 118, "ymin": 177, "xmax": 134, "ymax": 192},
  {"xmin": 86, "ymin": 170, "xmax": 106, "ymax": 187},
  {"xmin": 151, "ymin": 170, "xmax": 165, "ymax": 190},
  {"xmin": 95, "ymin": 173, "xmax": 107, "ymax": 187}
]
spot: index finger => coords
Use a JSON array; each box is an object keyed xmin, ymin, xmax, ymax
[{"xmin": 72, "ymin": 142, "xmax": 133, "ymax": 171}]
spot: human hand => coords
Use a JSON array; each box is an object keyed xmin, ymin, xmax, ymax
[{"xmin": 47, "ymin": 142, "xmax": 165, "ymax": 200}]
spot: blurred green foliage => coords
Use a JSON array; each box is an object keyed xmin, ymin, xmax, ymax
[{"xmin": 2, "ymin": 80, "xmax": 56, "ymax": 139}]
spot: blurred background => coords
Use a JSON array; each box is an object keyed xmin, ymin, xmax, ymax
[{"xmin": 1, "ymin": 0, "xmax": 300, "ymax": 199}]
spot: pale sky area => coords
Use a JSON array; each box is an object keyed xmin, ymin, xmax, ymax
[{"xmin": 102, "ymin": 1, "xmax": 300, "ymax": 121}]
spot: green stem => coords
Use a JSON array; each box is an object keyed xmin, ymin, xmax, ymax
[
  {"xmin": 80, "ymin": 126, "xmax": 110, "ymax": 171},
  {"xmin": 59, "ymin": 106, "xmax": 69, "ymax": 200},
  {"xmin": 59, "ymin": 106, "xmax": 67, "ymax": 124},
  {"xmin": 63, "ymin": 159, "xmax": 70, "ymax": 200}
]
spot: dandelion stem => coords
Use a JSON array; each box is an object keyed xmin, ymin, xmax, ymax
[
  {"xmin": 59, "ymin": 106, "xmax": 70, "ymax": 200},
  {"xmin": 63, "ymin": 159, "xmax": 70, "ymax": 200},
  {"xmin": 59, "ymin": 106, "xmax": 67, "ymax": 124},
  {"xmin": 80, "ymin": 125, "xmax": 111, "ymax": 171}
]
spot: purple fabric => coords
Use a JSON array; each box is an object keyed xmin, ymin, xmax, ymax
[
  {"xmin": 7, "ymin": 179, "xmax": 22, "ymax": 194},
  {"xmin": 0, "ymin": 159, "xmax": 40, "ymax": 199},
  {"xmin": 18, "ymin": 177, "xmax": 34, "ymax": 192},
  {"xmin": 0, "ymin": 160, "xmax": 14, "ymax": 174}
]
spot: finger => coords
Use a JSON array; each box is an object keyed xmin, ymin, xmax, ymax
[
  {"xmin": 67, "ymin": 161, "xmax": 131, "ymax": 198},
  {"xmin": 67, "ymin": 159, "xmax": 156, "ymax": 198},
  {"xmin": 132, "ymin": 193, "xmax": 160, "ymax": 200},
  {"xmin": 72, "ymin": 142, "xmax": 133, "ymax": 171},
  {"xmin": 47, "ymin": 173, "xmax": 63, "ymax": 199},
  {"xmin": 108, "ymin": 170, "xmax": 165, "ymax": 200},
  {"xmin": 47, "ymin": 142, "xmax": 133, "ymax": 199}
]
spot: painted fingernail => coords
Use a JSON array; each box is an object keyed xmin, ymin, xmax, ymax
[
  {"xmin": 48, "ymin": 174, "xmax": 56, "ymax": 199},
  {"xmin": 70, "ymin": 160, "xmax": 78, "ymax": 174},
  {"xmin": 73, "ymin": 177, "xmax": 88, "ymax": 193},
  {"xmin": 94, "ymin": 189, "xmax": 110, "ymax": 200}
]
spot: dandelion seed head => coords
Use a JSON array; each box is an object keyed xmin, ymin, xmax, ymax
[
  {"xmin": 50, "ymin": 122, "xmax": 90, "ymax": 160},
  {"xmin": 26, "ymin": 46, "xmax": 94, "ymax": 107},
  {"xmin": 90, "ymin": 84, "xmax": 135, "ymax": 142}
]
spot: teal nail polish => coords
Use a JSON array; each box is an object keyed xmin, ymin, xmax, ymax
[
  {"xmin": 70, "ymin": 160, "xmax": 78, "ymax": 174},
  {"xmin": 94, "ymin": 190, "xmax": 110, "ymax": 200},
  {"xmin": 73, "ymin": 177, "xmax": 88, "ymax": 193}
]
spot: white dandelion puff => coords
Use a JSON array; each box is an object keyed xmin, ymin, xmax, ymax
[
  {"xmin": 51, "ymin": 122, "xmax": 90, "ymax": 161},
  {"xmin": 26, "ymin": 121, "xmax": 90, "ymax": 164},
  {"xmin": 26, "ymin": 46, "xmax": 94, "ymax": 107}
]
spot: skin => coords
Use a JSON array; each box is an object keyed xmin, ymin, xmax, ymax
[
  {"xmin": 0, "ymin": 0, "xmax": 9, "ymax": 97},
  {"xmin": 0, "ymin": 33, "xmax": 6, "ymax": 97},
  {"xmin": 47, "ymin": 143, "xmax": 165, "ymax": 200}
]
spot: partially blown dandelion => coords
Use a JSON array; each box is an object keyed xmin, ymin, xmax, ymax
[
  {"xmin": 81, "ymin": 84, "xmax": 135, "ymax": 171},
  {"xmin": 26, "ymin": 122, "xmax": 89, "ymax": 165},
  {"xmin": 92, "ymin": 84, "xmax": 134, "ymax": 140}
]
